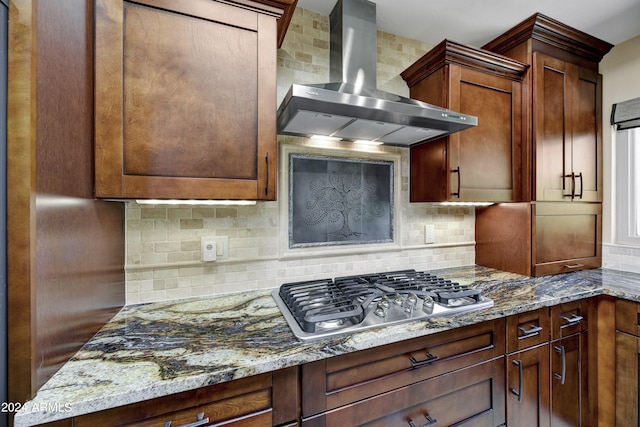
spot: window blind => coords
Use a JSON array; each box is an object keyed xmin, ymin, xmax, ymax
[{"xmin": 611, "ymin": 97, "xmax": 640, "ymax": 130}]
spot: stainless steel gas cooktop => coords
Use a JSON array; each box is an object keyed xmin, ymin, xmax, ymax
[{"xmin": 272, "ymin": 270, "xmax": 493, "ymax": 341}]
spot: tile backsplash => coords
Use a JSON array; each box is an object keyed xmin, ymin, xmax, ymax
[{"xmin": 124, "ymin": 8, "xmax": 476, "ymax": 304}]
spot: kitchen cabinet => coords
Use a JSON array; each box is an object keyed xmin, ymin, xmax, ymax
[
  {"xmin": 401, "ymin": 40, "xmax": 528, "ymax": 202},
  {"xmin": 505, "ymin": 302, "xmax": 593, "ymax": 427},
  {"xmin": 549, "ymin": 301, "xmax": 592, "ymax": 427},
  {"xmin": 93, "ymin": 0, "xmax": 296, "ymax": 200},
  {"xmin": 71, "ymin": 367, "xmax": 299, "ymax": 427},
  {"xmin": 615, "ymin": 299, "xmax": 640, "ymax": 426},
  {"xmin": 533, "ymin": 53, "xmax": 602, "ymax": 203},
  {"xmin": 475, "ymin": 13, "xmax": 612, "ymax": 277},
  {"xmin": 506, "ymin": 308, "xmax": 551, "ymax": 426},
  {"xmin": 476, "ymin": 202, "xmax": 602, "ymax": 277},
  {"xmin": 301, "ymin": 319, "xmax": 506, "ymax": 426}
]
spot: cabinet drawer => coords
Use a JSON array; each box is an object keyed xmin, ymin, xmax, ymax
[
  {"xmin": 550, "ymin": 299, "xmax": 589, "ymax": 339},
  {"xmin": 507, "ymin": 308, "xmax": 551, "ymax": 353},
  {"xmin": 74, "ymin": 368, "xmax": 298, "ymax": 427},
  {"xmin": 122, "ymin": 390, "xmax": 272, "ymax": 427},
  {"xmin": 302, "ymin": 320, "xmax": 505, "ymax": 416},
  {"xmin": 532, "ymin": 202, "xmax": 602, "ymax": 276},
  {"xmin": 302, "ymin": 357, "xmax": 505, "ymax": 427}
]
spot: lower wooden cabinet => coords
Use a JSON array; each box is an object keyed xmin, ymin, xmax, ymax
[
  {"xmin": 506, "ymin": 302, "xmax": 592, "ymax": 427},
  {"xmin": 34, "ymin": 299, "xmax": 608, "ymax": 427},
  {"xmin": 615, "ymin": 299, "xmax": 640, "ymax": 426},
  {"xmin": 507, "ymin": 344, "xmax": 551, "ymax": 427},
  {"xmin": 615, "ymin": 330, "xmax": 639, "ymax": 426},
  {"xmin": 303, "ymin": 357, "xmax": 505, "ymax": 427},
  {"xmin": 550, "ymin": 333, "xmax": 589, "ymax": 427},
  {"xmin": 72, "ymin": 367, "xmax": 299, "ymax": 427}
]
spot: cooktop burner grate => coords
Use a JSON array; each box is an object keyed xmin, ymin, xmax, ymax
[{"xmin": 273, "ymin": 269, "xmax": 494, "ymax": 341}]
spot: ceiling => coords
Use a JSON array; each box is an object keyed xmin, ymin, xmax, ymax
[{"xmin": 296, "ymin": 0, "xmax": 640, "ymax": 47}]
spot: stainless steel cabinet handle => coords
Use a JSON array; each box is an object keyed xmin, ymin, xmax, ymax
[
  {"xmin": 560, "ymin": 313, "xmax": 583, "ymax": 326},
  {"xmin": 408, "ymin": 414, "xmax": 438, "ymax": 427},
  {"xmin": 451, "ymin": 166, "xmax": 460, "ymax": 198},
  {"xmin": 511, "ymin": 360, "xmax": 523, "ymax": 402},
  {"xmin": 518, "ymin": 324, "xmax": 542, "ymax": 339},
  {"xmin": 554, "ymin": 345, "xmax": 566, "ymax": 384}
]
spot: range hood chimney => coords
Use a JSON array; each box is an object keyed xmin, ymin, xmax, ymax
[{"xmin": 276, "ymin": 0, "xmax": 477, "ymax": 146}]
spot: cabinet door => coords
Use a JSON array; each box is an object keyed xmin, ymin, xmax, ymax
[
  {"xmin": 507, "ymin": 344, "xmax": 551, "ymax": 427},
  {"xmin": 551, "ymin": 333, "xmax": 589, "ymax": 427},
  {"xmin": 94, "ymin": 0, "xmax": 277, "ymax": 200},
  {"xmin": 615, "ymin": 331, "xmax": 639, "ymax": 427},
  {"xmin": 533, "ymin": 53, "xmax": 602, "ymax": 202},
  {"xmin": 532, "ymin": 202, "xmax": 602, "ymax": 276},
  {"xmin": 449, "ymin": 66, "xmax": 523, "ymax": 202},
  {"xmin": 410, "ymin": 65, "xmax": 523, "ymax": 202}
]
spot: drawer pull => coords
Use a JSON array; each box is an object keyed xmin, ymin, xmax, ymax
[
  {"xmin": 554, "ymin": 345, "xmax": 566, "ymax": 384},
  {"xmin": 511, "ymin": 360, "xmax": 523, "ymax": 402},
  {"xmin": 165, "ymin": 413, "xmax": 210, "ymax": 427},
  {"xmin": 409, "ymin": 352, "xmax": 439, "ymax": 368},
  {"xmin": 560, "ymin": 313, "xmax": 583, "ymax": 326},
  {"xmin": 409, "ymin": 414, "xmax": 438, "ymax": 427},
  {"xmin": 518, "ymin": 324, "xmax": 542, "ymax": 339},
  {"xmin": 563, "ymin": 263, "xmax": 585, "ymax": 269}
]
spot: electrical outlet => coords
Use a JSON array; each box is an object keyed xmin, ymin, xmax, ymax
[
  {"xmin": 201, "ymin": 236, "xmax": 229, "ymax": 261},
  {"xmin": 424, "ymin": 224, "xmax": 435, "ymax": 244},
  {"xmin": 202, "ymin": 241, "xmax": 217, "ymax": 262}
]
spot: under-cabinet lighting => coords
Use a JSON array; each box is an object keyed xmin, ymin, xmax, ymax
[
  {"xmin": 353, "ymin": 140, "xmax": 383, "ymax": 146},
  {"xmin": 135, "ymin": 199, "xmax": 257, "ymax": 206},
  {"xmin": 440, "ymin": 202, "xmax": 494, "ymax": 206},
  {"xmin": 310, "ymin": 135, "xmax": 342, "ymax": 142}
]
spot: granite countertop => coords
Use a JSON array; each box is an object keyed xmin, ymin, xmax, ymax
[{"xmin": 14, "ymin": 266, "xmax": 640, "ymax": 426}]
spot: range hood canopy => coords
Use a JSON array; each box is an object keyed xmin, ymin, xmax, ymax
[{"xmin": 277, "ymin": 0, "xmax": 478, "ymax": 146}]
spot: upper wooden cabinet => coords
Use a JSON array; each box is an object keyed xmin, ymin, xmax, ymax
[
  {"xmin": 482, "ymin": 13, "xmax": 612, "ymax": 203},
  {"xmin": 533, "ymin": 53, "xmax": 603, "ymax": 202},
  {"xmin": 475, "ymin": 14, "xmax": 612, "ymax": 277},
  {"xmin": 401, "ymin": 40, "xmax": 529, "ymax": 202},
  {"xmin": 94, "ymin": 0, "xmax": 296, "ymax": 200}
]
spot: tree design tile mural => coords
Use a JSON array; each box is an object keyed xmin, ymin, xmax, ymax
[{"xmin": 289, "ymin": 154, "xmax": 394, "ymax": 248}]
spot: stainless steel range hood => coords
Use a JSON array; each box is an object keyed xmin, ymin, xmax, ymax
[{"xmin": 277, "ymin": 0, "xmax": 477, "ymax": 146}]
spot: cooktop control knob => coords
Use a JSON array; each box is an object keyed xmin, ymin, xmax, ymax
[
  {"xmin": 374, "ymin": 306, "xmax": 386, "ymax": 318},
  {"xmin": 422, "ymin": 295, "xmax": 435, "ymax": 314},
  {"xmin": 392, "ymin": 293, "xmax": 404, "ymax": 306}
]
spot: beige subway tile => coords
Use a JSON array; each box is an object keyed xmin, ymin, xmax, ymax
[
  {"xmin": 167, "ymin": 208, "xmax": 192, "ymax": 219},
  {"xmin": 192, "ymin": 207, "xmax": 216, "ymax": 219},
  {"xmin": 154, "ymin": 241, "xmax": 181, "ymax": 253},
  {"xmin": 166, "ymin": 288, "xmax": 192, "ymax": 300},
  {"xmin": 141, "ymin": 208, "xmax": 167, "ymax": 219},
  {"xmin": 141, "ymin": 230, "xmax": 168, "ymax": 242},
  {"xmin": 180, "ymin": 219, "xmax": 203, "ymax": 229},
  {"xmin": 140, "ymin": 252, "xmax": 168, "ymax": 265}
]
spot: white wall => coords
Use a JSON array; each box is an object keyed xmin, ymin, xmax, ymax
[{"xmin": 600, "ymin": 35, "xmax": 640, "ymax": 272}]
